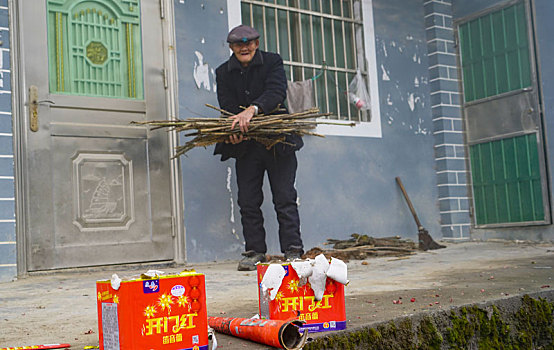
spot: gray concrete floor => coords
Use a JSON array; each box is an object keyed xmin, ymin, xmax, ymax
[{"xmin": 1, "ymin": 240, "xmax": 553, "ymax": 349}]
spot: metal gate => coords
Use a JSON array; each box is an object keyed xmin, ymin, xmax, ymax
[{"xmin": 456, "ymin": 0, "xmax": 549, "ymax": 227}]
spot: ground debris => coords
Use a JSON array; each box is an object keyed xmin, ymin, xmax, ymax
[{"xmin": 303, "ymin": 234, "xmax": 418, "ymax": 261}]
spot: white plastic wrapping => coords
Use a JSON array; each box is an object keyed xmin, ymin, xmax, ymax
[
  {"xmin": 291, "ymin": 260, "xmax": 313, "ymax": 279},
  {"xmin": 308, "ymin": 254, "xmax": 331, "ymax": 301},
  {"xmin": 291, "ymin": 260, "xmax": 313, "ymax": 286},
  {"xmin": 143, "ymin": 269, "xmax": 165, "ymax": 278},
  {"xmin": 110, "ymin": 273, "xmax": 121, "ymax": 290},
  {"xmin": 348, "ymin": 69, "xmax": 371, "ymax": 111},
  {"xmin": 262, "ymin": 255, "xmax": 348, "ymax": 303},
  {"xmin": 261, "ymin": 264, "xmax": 286, "ymax": 300},
  {"xmin": 326, "ymin": 257, "xmax": 349, "ymax": 285}
]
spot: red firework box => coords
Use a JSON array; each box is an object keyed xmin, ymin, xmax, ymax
[
  {"xmin": 257, "ymin": 262, "xmax": 346, "ymax": 333},
  {"xmin": 96, "ymin": 270, "xmax": 208, "ymax": 350}
]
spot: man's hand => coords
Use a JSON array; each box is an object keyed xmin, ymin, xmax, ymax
[
  {"xmin": 229, "ymin": 106, "xmax": 257, "ymax": 133},
  {"xmin": 227, "ymin": 133, "xmax": 247, "ymax": 144}
]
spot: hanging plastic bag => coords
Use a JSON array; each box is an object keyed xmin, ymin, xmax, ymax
[{"xmin": 348, "ymin": 70, "xmax": 371, "ymax": 111}]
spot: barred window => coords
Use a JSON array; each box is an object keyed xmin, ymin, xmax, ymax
[{"xmin": 241, "ymin": 0, "xmax": 369, "ymax": 122}]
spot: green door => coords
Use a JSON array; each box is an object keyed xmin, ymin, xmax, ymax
[{"xmin": 457, "ymin": 0, "xmax": 549, "ymax": 226}]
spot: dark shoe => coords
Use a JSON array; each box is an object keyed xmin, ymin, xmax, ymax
[
  {"xmin": 284, "ymin": 248, "xmax": 304, "ymax": 261},
  {"xmin": 237, "ymin": 250, "xmax": 268, "ymax": 271}
]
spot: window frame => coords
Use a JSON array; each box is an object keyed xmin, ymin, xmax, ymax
[{"xmin": 227, "ymin": 0, "xmax": 381, "ymax": 138}]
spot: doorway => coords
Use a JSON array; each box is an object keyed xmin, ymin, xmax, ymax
[{"xmin": 14, "ymin": 0, "xmax": 179, "ymax": 270}]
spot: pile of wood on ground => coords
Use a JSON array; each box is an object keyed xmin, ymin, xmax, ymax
[{"xmin": 303, "ymin": 234, "xmax": 418, "ymax": 261}]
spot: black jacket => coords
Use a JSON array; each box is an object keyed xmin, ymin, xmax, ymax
[{"xmin": 213, "ymin": 50, "xmax": 303, "ymax": 161}]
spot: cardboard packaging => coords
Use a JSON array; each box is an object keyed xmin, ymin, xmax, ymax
[
  {"xmin": 257, "ymin": 262, "xmax": 346, "ymax": 333},
  {"xmin": 96, "ymin": 270, "xmax": 208, "ymax": 350}
]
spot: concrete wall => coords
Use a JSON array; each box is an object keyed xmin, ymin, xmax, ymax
[
  {"xmin": 452, "ymin": 0, "xmax": 554, "ymax": 241},
  {"xmin": 0, "ymin": 0, "xmax": 16, "ymax": 282},
  {"xmin": 174, "ymin": 0, "xmax": 443, "ymax": 262},
  {"xmin": 305, "ymin": 290, "xmax": 554, "ymax": 349}
]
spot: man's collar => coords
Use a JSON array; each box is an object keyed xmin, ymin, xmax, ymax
[{"xmin": 228, "ymin": 50, "xmax": 263, "ymax": 71}]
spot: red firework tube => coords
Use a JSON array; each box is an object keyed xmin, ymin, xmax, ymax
[
  {"xmin": 208, "ymin": 316, "xmax": 307, "ymax": 350},
  {"xmin": 1, "ymin": 344, "xmax": 71, "ymax": 350}
]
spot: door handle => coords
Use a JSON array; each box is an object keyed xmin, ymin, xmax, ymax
[{"xmin": 28, "ymin": 86, "xmax": 55, "ymax": 132}]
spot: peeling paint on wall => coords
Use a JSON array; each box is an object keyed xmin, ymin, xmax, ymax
[
  {"xmin": 295, "ymin": 180, "xmax": 301, "ymax": 207},
  {"xmin": 211, "ymin": 68, "xmax": 217, "ymax": 92},
  {"xmin": 0, "ymin": 53, "xmax": 3, "ymax": 88},
  {"xmin": 226, "ymin": 166, "xmax": 239, "ymax": 240},
  {"xmin": 381, "ymin": 64, "xmax": 390, "ymax": 81},
  {"xmin": 193, "ymin": 51, "xmax": 211, "ymax": 91},
  {"xmin": 376, "ymin": 33, "xmax": 430, "ymax": 136},
  {"xmin": 415, "ymin": 118, "xmax": 429, "ymax": 135},
  {"xmin": 407, "ymin": 93, "xmax": 421, "ymax": 112}
]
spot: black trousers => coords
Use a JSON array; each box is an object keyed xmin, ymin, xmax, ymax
[{"xmin": 235, "ymin": 143, "xmax": 303, "ymax": 254}]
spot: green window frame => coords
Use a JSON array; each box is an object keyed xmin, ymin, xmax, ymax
[
  {"xmin": 46, "ymin": 0, "xmax": 144, "ymax": 99},
  {"xmin": 458, "ymin": 1, "xmax": 531, "ymax": 103},
  {"xmin": 241, "ymin": 0, "xmax": 368, "ymax": 122},
  {"xmin": 469, "ymin": 134, "xmax": 544, "ymax": 225}
]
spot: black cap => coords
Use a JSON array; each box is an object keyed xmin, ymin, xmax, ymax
[{"xmin": 227, "ymin": 25, "xmax": 260, "ymax": 43}]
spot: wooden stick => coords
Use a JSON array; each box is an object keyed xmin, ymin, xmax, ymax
[{"xmin": 205, "ymin": 103, "xmax": 234, "ymax": 116}]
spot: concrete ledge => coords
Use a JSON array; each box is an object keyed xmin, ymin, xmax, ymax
[{"xmin": 304, "ymin": 290, "xmax": 554, "ymax": 349}]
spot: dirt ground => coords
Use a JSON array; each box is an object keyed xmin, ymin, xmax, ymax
[{"xmin": 0, "ymin": 241, "xmax": 553, "ymax": 349}]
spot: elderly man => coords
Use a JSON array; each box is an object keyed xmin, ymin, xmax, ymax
[{"xmin": 214, "ymin": 25, "xmax": 304, "ymax": 271}]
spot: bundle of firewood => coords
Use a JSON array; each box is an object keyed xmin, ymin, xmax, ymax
[{"xmin": 132, "ymin": 104, "xmax": 354, "ymax": 157}]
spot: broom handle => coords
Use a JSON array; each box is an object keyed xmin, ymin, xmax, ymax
[{"xmin": 395, "ymin": 177, "xmax": 423, "ymax": 229}]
